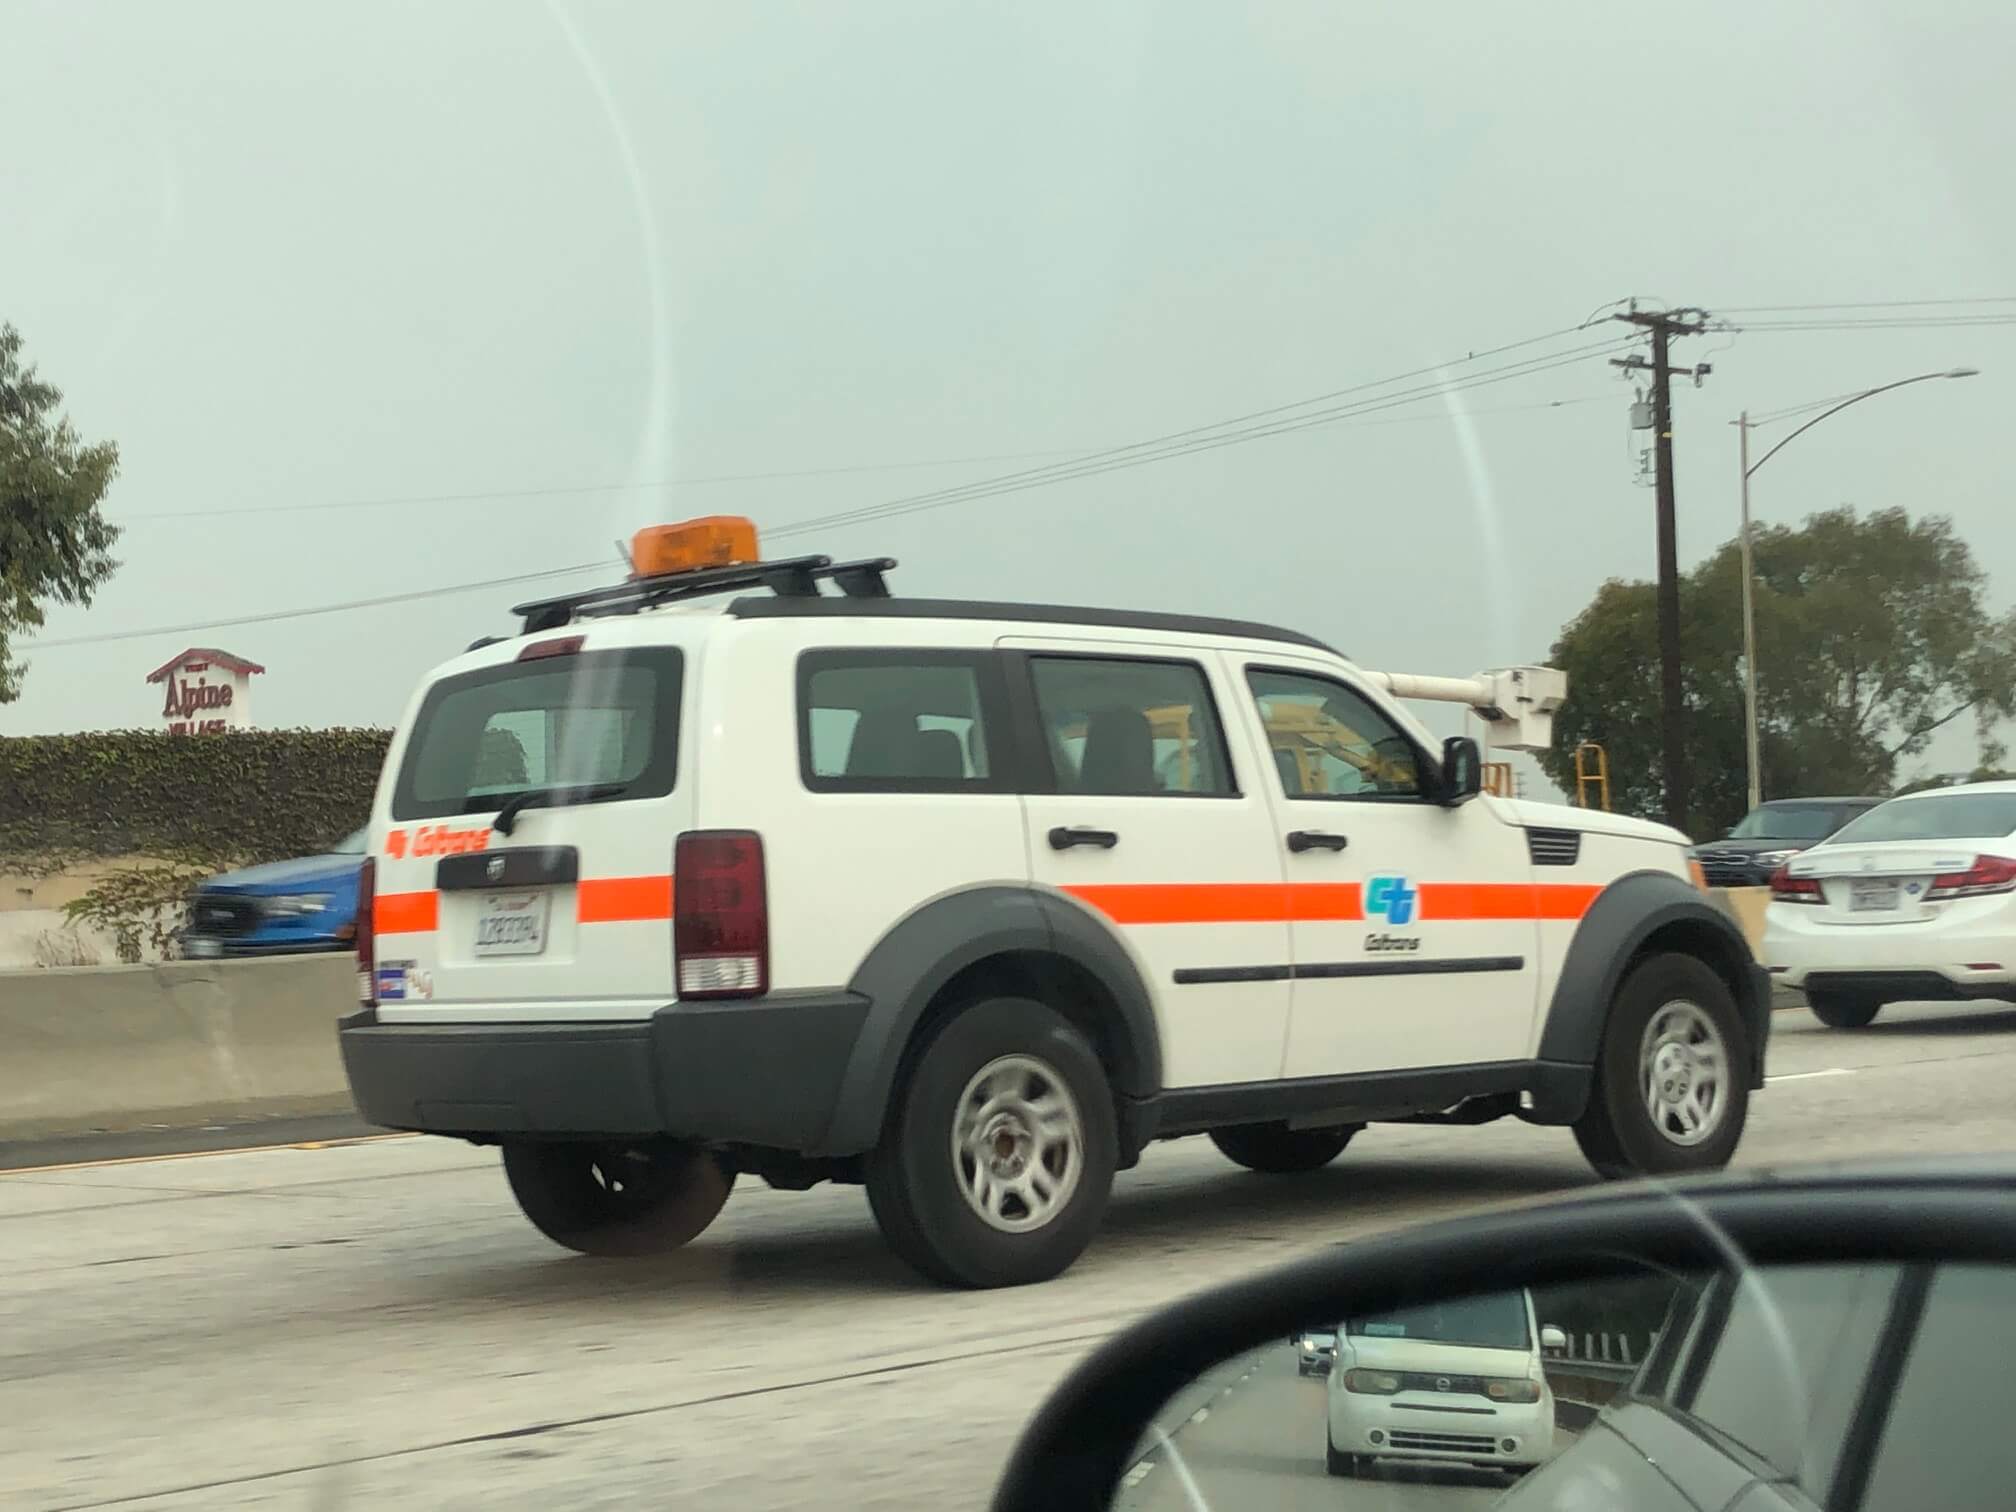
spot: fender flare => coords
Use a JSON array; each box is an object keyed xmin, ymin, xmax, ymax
[
  {"xmin": 1534, "ymin": 870, "xmax": 1768, "ymax": 1118},
  {"xmin": 818, "ymin": 885, "xmax": 1161, "ymax": 1156}
]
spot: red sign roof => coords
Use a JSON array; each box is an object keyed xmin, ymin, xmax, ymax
[{"xmin": 143, "ymin": 647, "xmax": 267, "ymax": 685}]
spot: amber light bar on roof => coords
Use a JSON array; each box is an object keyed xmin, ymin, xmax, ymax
[{"xmin": 630, "ymin": 516, "xmax": 760, "ymax": 579}]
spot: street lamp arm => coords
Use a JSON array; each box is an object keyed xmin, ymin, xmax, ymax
[{"xmin": 1747, "ymin": 371, "xmax": 1970, "ymax": 477}]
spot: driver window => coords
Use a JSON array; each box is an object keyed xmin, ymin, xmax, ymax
[{"xmin": 1245, "ymin": 668, "xmax": 1422, "ymax": 800}]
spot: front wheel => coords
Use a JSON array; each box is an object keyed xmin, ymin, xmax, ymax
[
  {"xmin": 865, "ymin": 996, "xmax": 1118, "ymax": 1288},
  {"xmin": 1210, "ymin": 1122, "xmax": 1358, "ymax": 1173},
  {"xmin": 502, "ymin": 1141, "xmax": 733, "ymax": 1256},
  {"xmin": 1807, "ymin": 989, "xmax": 1883, "ymax": 1029},
  {"xmin": 1573, "ymin": 952, "xmax": 1750, "ymax": 1179},
  {"xmin": 1324, "ymin": 1434, "xmax": 1360, "ymax": 1477}
]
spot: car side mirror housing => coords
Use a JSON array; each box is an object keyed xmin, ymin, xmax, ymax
[
  {"xmin": 991, "ymin": 1163, "xmax": 2016, "ymax": 1512},
  {"xmin": 1441, "ymin": 735, "xmax": 1483, "ymax": 806}
]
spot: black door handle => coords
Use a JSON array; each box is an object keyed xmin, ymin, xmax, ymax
[
  {"xmin": 1049, "ymin": 826, "xmax": 1119, "ymax": 851},
  {"xmin": 1286, "ymin": 830, "xmax": 1348, "ymax": 853}
]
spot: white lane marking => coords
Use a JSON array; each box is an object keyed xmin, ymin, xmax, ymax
[
  {"xmin": 1189, "ymin": 1407, "xmax": 1209, "ymax": 1425},
  {"xmin": 1767, "ymin": 1067, "xmax": 1856, "ymax": 1083},
  {"xmin": 1123, "ymin": 1462, "xmax": 1155, "ymax": 1488}
]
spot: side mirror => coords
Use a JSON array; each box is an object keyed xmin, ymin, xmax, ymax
[
  {"xmin": 992, "ymin": 1163, "xmax": 2016, "ymax": 1512},
  {"xmin": 1441, "ymin": 735, "xmax": 1483, "ymax": 806}
]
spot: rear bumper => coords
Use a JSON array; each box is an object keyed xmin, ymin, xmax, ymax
[
  {"xmin": 338, "ymin": 990, "xmax": 872, "ymax": 1153},
  {"xmin": 1763, "ymin": 904, "xmax": 2016, "ymax": 993}
]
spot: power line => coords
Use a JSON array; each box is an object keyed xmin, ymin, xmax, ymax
[
  {"xmin": 22, "ymin": 323, "xmax": 1632, "ymax": 650},
  {"xmin": 765, "ymin": 336, "xmax": 1636, "ymax": 541},
  {"xmin": 1717, "ymin": 296, "xmax": 2016, "ymax": 314},
  {"xmin": 1730, "ymin": 314, "xmax": 2016, "ymax": 332},
  {"xmin": 114, "ymin": 447, "xmax": 1101, "ymax": 525}
]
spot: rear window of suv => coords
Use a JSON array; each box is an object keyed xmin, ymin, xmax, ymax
[
  {"xmin": 1827, "ymin": 792, "xmax": 2016, "ymax": 845},
  {"xmin": 391, "ymin": 648, "xmax": 682, "ymax": 820}
]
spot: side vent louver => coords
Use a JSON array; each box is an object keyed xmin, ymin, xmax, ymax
[{"xmin": 1526, "ymin": 828, "xmax": 1581, "ymax": 867}]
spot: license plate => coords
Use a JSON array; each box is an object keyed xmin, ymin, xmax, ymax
[
  {"xmin": 474, "ymin": 891, "xmax": 549, "ymax": 956},
  {"xmin": 1850, "ymin": 879, "xmax": 1900, "ymax": 911},
  {"xmin": 185, "ymin": 936, "xmax": 222, "ymax": 958}
]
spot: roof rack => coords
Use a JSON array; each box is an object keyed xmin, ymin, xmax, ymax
[{"xmin": 511, "ymin": 555, "xmax": 897, "ymax": 634}]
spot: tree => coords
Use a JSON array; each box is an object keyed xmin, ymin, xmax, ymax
[
  {"xmin": 1537, "ymin": 507, "xmax": 2016, "ymax": 837},
  {"xmin": 0, "ymin": 323, "xmax": 121, "ymax": 703}
]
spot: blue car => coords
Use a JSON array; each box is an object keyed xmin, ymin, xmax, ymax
[{"xmin": 182, "ymin": 828, "xmax": 368, "ymax": 958}]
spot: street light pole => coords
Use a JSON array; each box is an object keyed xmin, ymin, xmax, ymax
[
  {"xmin": 1738, "ymin": 413, "xmax": 1760, "ymax": 812},
  {"xmin": 1735, "ymin": 367, "xmax": 1979, "ymax": 814}
]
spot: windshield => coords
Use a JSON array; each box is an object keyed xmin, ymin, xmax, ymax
[
  {"xmin": 1346, "ymin": 1292, "xmax": 1531, "ymax": 1352},
  {"xmin": 1729, "ymin": 803, "xmax": 1852, "ymax": 840},
  {"xmin": 1828, "ymin": 793, "xmax": 2016, "ymax": 846}
]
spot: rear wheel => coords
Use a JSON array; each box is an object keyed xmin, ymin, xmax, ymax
[
  {"xmin": 501, "ymin": 1141, "xmax": 732, "ymax": 1256},
  {"xmin": 1210, "ymin": 1122, "xmax": 1359, "ymax": 1173},
  {"xmin": 1807, "ymin": 989, "xmax": 1883, "ymax": 1029},
  {"xmin": 1573, "ymin": 952, "xmax": 1750, "ymax": 1179},
  {"xmin": 865, "ymin": 996, "xmax": 1117, "ymax": 1288}
]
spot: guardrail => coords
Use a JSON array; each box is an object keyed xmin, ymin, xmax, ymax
[{"xmin": 1544, "ymin": 1346, "xmax": 1640, "ymax": 1429}]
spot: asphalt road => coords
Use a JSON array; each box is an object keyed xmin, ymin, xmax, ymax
[{"xmin": 6, "ymin": 1001, "xmax": 2016, "ymax": 1511}]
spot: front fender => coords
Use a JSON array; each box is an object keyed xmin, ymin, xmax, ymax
[{"xmin": 1534, "ymin": 871, "xmax": 1768, "ymax": 1117}]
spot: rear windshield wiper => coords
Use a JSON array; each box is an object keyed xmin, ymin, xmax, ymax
[{"xmin": 486, "ymin": 782, "xmax": 630, "ymax": 835}]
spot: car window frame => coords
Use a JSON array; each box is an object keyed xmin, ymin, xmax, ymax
[
  {"xmin": 1009, "ymin": 650, "xmax": 1242, "ymax": 800},
  {"xmin": 1242, "ymin": 663, "xmax": 1438, "ymax": 805},
  {"xmin": 796, "ymin": 647, "xmax": 1021, "ymax": 795}
]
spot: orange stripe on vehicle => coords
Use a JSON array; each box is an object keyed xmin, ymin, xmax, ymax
[
  {"xmin": 1062, "ymin": 883, "xmax": 1290, "ymax": 925},
  {"xmin": 1285, "ymin": 882, "xmax": 1363, "ymax": 921},
  {"xmin": 1418, "ymin": 882, "xmax": 1603, "ymax": 921},
  {"xmin": 375, "ymin": 890, "xmax": 438, "ymax": 935},
  {"xmin": 1064, "ymin": 879, "xmax": 1600, "ymax": 926},
  {"xmin": 577, "ymin": 875, "xmax": 675, "ymax": 924}
]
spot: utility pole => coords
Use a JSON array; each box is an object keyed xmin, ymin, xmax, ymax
[{"xmin": 1612, "ymin": 305, "xmax": 1712, "ymax": 832}]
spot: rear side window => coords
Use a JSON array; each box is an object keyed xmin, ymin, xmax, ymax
[
  {"xmin": 1829, "ymin": 793, "xmax": 2016, "ymax": 845},
  {"xmin": 798, "ymin": 650, "xmax": 1011, "ymax": 792},
  {"xmin": 1029, "ymin": 656, "xmax": 1234, "ymax": 797},
  {"xmin": 391, "ymin": 649, "xmax": 682, "ymax": 820}
]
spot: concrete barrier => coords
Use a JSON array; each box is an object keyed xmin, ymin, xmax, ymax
[
  {"xmin": 1714, "ymin": 886, "xmax": 1770, "ymax": 955},
  {"xmin": 0, "ymin": 955, "xmax": 356, "ymax": 1141}
]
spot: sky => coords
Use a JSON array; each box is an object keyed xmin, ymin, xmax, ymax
[{"xmin": 4, "ymin": 0, "xmax": 2012, "ymax": 798}]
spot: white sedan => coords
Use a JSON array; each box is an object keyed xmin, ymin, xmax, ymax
[{"xmin": 1762, "ymin": 782, "xmax": 2016, "ymax": 1027}]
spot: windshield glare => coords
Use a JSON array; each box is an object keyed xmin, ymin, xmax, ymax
[
  {"xmin": 1828, "ymin": 793, "xmax": 2016, "ymax": 846},
  {"xmin": 1346, "ymin": 1291, "xmax": 1530, "ymax": 1351},
  {"xmin": 1730, "ymin": 804, "xmax": 1848, "ymax": 840}
]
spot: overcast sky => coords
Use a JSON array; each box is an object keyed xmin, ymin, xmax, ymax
[{"xmin": 4, "ymin": 1, "xmax": 2011, "ymax": 792}]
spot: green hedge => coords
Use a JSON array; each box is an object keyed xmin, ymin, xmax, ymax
[{"xmin": 0, "ymin": 728, "xmax": 392, "ymax": 866}]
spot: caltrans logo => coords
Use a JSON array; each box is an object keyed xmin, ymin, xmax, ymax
[{"xmin": 1365, "ymin": 875, "xmax": 1419, "ymax": 925}]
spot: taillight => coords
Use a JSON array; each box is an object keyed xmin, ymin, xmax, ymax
[
  {"xmin": 1926, "ymin": 854, "xmax": 2016, "ymax": 900},
  {"xmin": 673, "ymin": 830, "xmax": 767, "ymax": 999},
  {"xmin": 1769, "ymin": 864, "xmax": 1823, "ymax": 904},
  {"xmin": 355, "ymin": 856, "xmax": 377, "ymax": 1004}
]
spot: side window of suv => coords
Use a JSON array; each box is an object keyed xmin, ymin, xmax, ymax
[
  {"xmin": 1028, "ymin": 656, "xmax": 1234, "ymax": 797},
  {"xmin": 799, "ymin": 650, "xmax": 1007, "ymax": 792},
  {"xmin": 1245, "ymin": 668, "xmax": 1423, "ymax": 800}
]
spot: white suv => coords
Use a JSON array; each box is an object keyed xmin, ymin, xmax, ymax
[{"xmin": 339, "ymin": 519, "xmax": 1768, "ymax": 1288}]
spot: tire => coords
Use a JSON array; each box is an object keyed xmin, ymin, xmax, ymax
[
  {"xmin": 501, "ymin": 1141, "xmax": 733, "ymax": 1256},
  {"xmin": 1807, "ymin": 989, "xmax": 1883, "ymax": 1029},
  {"xmin": 1573, "ymin": 951, "xmax": 1750, "ymax": 1180},
  {"xmin": 1209, "ymin": 1122, "xmax": 1359, "ymax": 1173},
  {"xmin": 1324, "ymin": 1433, "xmax": 1358, "ymax": 1477},
  {"xmin": 865, "ymin": 996, "xmax": 1118, "ymax": 1288}
]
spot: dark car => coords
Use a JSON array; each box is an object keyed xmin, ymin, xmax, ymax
[
  {"xmin": 182, "ymin": 828, "xmax": 367, "ymax": 958},
  {"xmin": 1689, "ymin": 797, "xmax": 1883, "ymax": 887}
]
